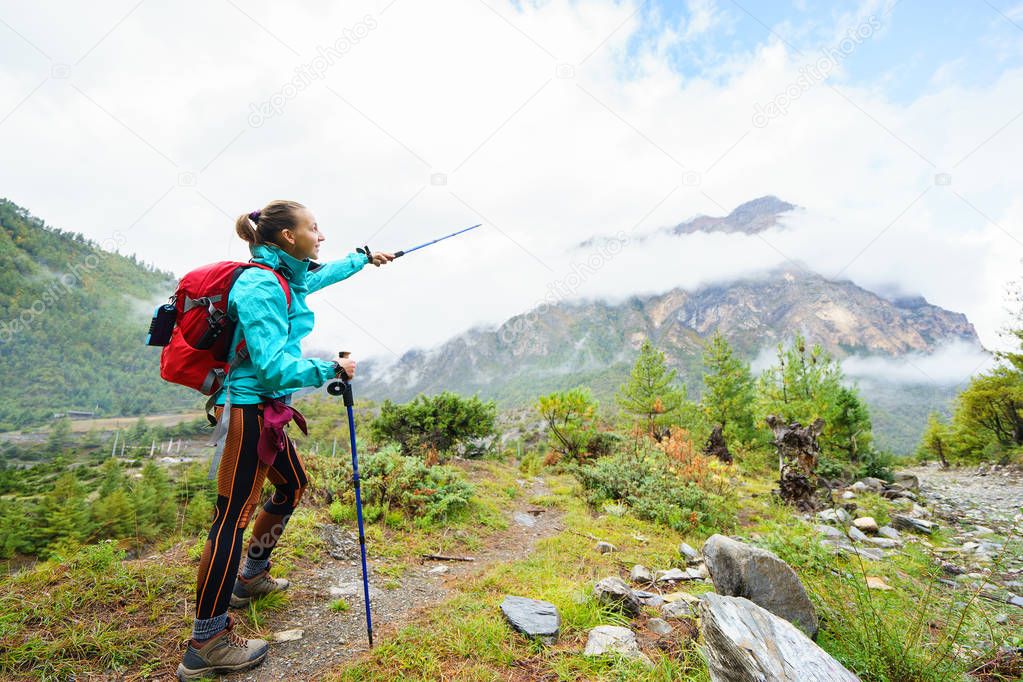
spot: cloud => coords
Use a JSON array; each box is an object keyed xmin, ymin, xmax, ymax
[
  {"xmin": 841, "ymin": 339, "xmax": 996, "ymax": 385},
  {"xmin": 0, "ymin": 0, "xmax": 1020, "ymax": 366},
  {"xmin": 748, "ymin": 339, "xmax": 995, "ymax": 388}
]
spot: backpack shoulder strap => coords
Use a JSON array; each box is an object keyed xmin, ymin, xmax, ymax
[
  {"xmin": 223, "ymin": 262, "xmax": 293, "ymax": 374},
  {"xmin": 244, "ymin": 262, "xmax": 292, "ymax": 309}
]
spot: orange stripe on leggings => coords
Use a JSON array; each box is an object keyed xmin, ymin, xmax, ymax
[
  {"xmin": 210, "ymin": 408, "xmax": 265, "ymax": 606},
  {"xmin": 196, "ymin": 406, "xmax": 244, "ymax": 612}
]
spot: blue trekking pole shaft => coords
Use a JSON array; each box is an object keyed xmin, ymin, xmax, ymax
[
  {"xmin": 327, "ymin": 351, "xmax": 373, "ymax": 648},
  {"xmin": 392, "ymin": 223, "xmax": 482, "ymax": 258}
]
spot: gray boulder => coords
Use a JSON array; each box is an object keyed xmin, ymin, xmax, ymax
[
  {"xmin": 852, "ymin": 517, "xmax": 879, "ymax": 533},
  {"xmin": 893, "ymin": 472, "xmax": 920, "ymax": 491},
  {"xmin": 700, "ymin": 594, "xmax": 859, "ymax": 682},
  {"xmin": 661, "ymin": 596, "xmax": 700, "ymax": 619},
  {"xmin": 679, "ymin": 542, "xmax": 700, "ymax": 563},
  {"xmin": 583, "ymin": 625, "xmax": 652, "ymax": 666},
  {"xmin": 891, "ymin": 514, "xmax": 936, "ymax": 535},
  {"xmin": 632, "ymin": 590, "xmax": 664, "ymax": 608},
  {"xmin": 500, "ymin": 596, "xmax": 560, "ymax": 644},
  {"xmin": 647, "ymin": 617, "xmax": 673, "ymax": 636},
  {"xmin": 860, "ymin": 477, "xmax": 886, "ymax": 491},
  {"xmin": 593, "ymin": 577, "xmax": 641, "ymax": 616},
  {"xmin": 702, "ymin": 534, "xmax": 818, "ymax": 638},
  {"xmin": 630, "ymin": 564, "xmax": 652, "ymax": 583},
  {"xmin": 817, "ymin": 508, "xmax": 851, "ymax": 525}
]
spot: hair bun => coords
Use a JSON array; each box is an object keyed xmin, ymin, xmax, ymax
[{"xmin": 249, "ymin": 210, "xmax": 261, "ymax": 221}]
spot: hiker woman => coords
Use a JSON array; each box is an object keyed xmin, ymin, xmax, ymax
[{"xmin": 177, "ymin": 200, "xmax": 394, "ymax": 681}]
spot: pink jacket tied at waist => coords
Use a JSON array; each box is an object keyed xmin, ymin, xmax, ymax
[{"xmin": 258, "ymin": 399, "xmax": 308, "ymax": 466}]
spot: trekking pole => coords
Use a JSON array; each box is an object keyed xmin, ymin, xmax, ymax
[
  {"xmin": 357, "ymin": 223, "xmax": 482, "ymax": 262},
  {"xmin": 327, "ymin": 351, "xmax": 373, "ymax": 648}
]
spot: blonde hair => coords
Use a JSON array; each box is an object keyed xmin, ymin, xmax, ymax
[{"xmin": 235, "ymin": 200, "xmax": 306, "ymax": 246}]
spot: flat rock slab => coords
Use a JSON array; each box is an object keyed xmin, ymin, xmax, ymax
[
  {"xmin": 633, "ymin": 590, "xmax": 664, "ymax": 608},
  {"xmin": 662, "ymin": 599, "xmax": 699, "ymax": 619},
  {"xmin": 891, "ymin": 514, "xmax": 936, "ymax": 535},
  {"xmin": 500, "ymin": 596, "xmax": 560, "ymax": 644},
  {"xmin": 655, "ymin": 567, "xmax": 701, "ymax": 583},
  {"xmin": 330, "ymin": 582, "xmax": 383, "ymax": 600},
  {"xmin": 700, "ymin": 594, "xmax": 860, "ymax": 682},
  {"xmin": 647, "ymin": 617, "xmax": 673, "ymax": 636},
  {"xmin": 583, "ymin": 625, "xmax": 653, "ymax": 667},
  {"xmin": 512, "ymin": 512, "xmax": 536, "ymax": 527},
  {"xmin": 702, "ymin": 534, "xmax": 819, "ymax": 639}
]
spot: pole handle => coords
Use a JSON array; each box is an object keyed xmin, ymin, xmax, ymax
[{"xmin": 327, "ymin": 352, "xmax": 354, "ymax": 406}]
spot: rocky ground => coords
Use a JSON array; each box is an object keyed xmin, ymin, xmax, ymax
[
  {"xmin": 226, "ymin": 475, "xmax": 564, "ymax": 681},
  {"xmin": 811, "ymin": 463, "xmax": 1023, "ymax": 618},
  {"xmin": 227, "ymin": 462, "xmax": 1023, "ymax": 681},
  {"xmin": 907, "ymin": 462, "xmax": 1023, "ymax": 604},
  {"xmin": 906, "ymin": 462, "xmax": 1023, "ymax": 532}
]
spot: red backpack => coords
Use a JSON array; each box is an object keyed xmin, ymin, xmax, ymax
[{"xmin": 147, "ymin": 261, "xmax": 291, "ymax": 414}]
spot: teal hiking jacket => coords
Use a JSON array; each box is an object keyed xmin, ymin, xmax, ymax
[{"xmin": 214, "ymin": 243, "xmax": 369, "ymax": 405}]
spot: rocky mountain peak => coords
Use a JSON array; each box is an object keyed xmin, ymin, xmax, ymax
[{"xmin": 670, "ymin": 195, "xmax": 797, "ymax": 236}]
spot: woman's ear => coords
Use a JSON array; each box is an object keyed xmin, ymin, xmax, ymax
[{"xmin": 278, "ymin": 229, "xmax": 296, "ymax": 246}]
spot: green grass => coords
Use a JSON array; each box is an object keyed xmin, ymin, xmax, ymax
[
  {"xmin": 0, "ymin": 541, "xmax": 194, "ymax": 678},
  {"xmin": 4, "ymin": 453, "xmax": 1019, "ymax": 681},
  {"xmin": 326, "ymin": 481, "xmax": 712, "ymax": 681}
]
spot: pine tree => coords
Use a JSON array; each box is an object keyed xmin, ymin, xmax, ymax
[
  {"xmin": 0, "ymin": 498, "xmax": 32, "ymax": 558},
  {"xmin": 131, "ymin": 462, "xmax": 175, "ymax": 539},
  {"xmin": 91, "ymin": 489, "xmax": 135, "ymax": 540},
  {"xmin": 757, "ymin": 333, "xmax": 873, "ymax": 460},
  {"xmin": 700, "ymin": 333, "xmax": 757, "ymax": 446},
  {"xmin": 536, "ymin": 388, "xmax": 599, "ymax": 462},
  {"xmin": 47, "ymin": 417, "xmax": 71, "ymax": 453},
  {"xmin": 617, "ymin": 340, "xmax": 686, "ymax": 437},
  {"xmin": 38, "ymin": 472, "xmax": 91, "ymax": 552},
  {"xmin": 824, "ymin": 385, "xmax": 873, "ymax": 462}
]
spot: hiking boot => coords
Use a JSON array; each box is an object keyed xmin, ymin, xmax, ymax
[
  {"xmin": 175, "ymin": 615, "xmax": 268, "ymax": 681},
  {"xmin": 230, "ymin": 562, "xmax": 291, "ymax": 608}
]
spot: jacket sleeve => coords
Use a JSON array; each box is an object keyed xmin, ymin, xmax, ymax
[
  {"xmin": 306, "ymin": 252, "xmax": 370, "ymax": 294},
  {"xmin": 232, "ymin": 269, "xmax": 336, "ymax": 390}
]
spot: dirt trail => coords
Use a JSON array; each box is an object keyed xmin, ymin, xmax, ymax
[{"xmin": 227, "ymin": 473, "xmax": 564, "ymax": 681}]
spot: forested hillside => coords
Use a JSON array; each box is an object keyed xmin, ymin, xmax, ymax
[{"xmin": 0, "ymin": 199, "xmax": 195, "ymax": 430}]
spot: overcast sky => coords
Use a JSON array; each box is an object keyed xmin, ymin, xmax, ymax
[{"xmin": 1, "ymin": 0, "xmax": 1021, "ymax": 381}]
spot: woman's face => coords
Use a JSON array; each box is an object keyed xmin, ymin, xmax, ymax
[{"xmin": 281, "ymin": 208, "xmax": 325, "ymax": 260}]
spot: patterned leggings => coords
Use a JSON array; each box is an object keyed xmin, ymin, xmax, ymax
[{"xmin": 194, "ymin": 403, "xmax": 308, "ymax": 619}]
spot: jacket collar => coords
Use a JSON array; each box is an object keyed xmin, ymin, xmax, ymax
[{"xmin": 250, "ymin": 243, "xmax": 310, "ymax": 284}]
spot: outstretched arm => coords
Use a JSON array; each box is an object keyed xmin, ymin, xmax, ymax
[
  {"xmin": 307, "ymin": 250, "xmax": 396, "ymax": 293},
  {"xmin": 306, "ymin": 252, "xmax": 370, "ymax": 294}
]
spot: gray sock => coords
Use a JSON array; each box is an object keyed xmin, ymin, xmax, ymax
[
  {"xmin": 192, "ymin": 613, "xmax": 228, "ymax": 642},
  {"xmin": 240, "ymin": 556, "xmax": 269, "ymax": 579}
]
